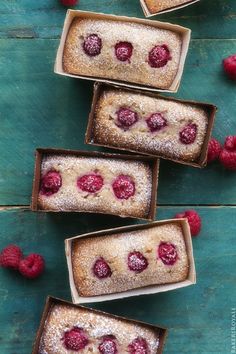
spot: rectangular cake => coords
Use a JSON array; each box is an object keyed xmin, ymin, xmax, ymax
[
  {"xmin": 55, "ymin": 10, "xmax": 191, "ymax": 92},
  {"xmin": 34, "ymin": 297, "xmax": 167, "ymax": 354},
  {"xmin": 86, "ymin": 84, "xmax": 216, "ymax": 167},
  {"xmin": 31, "ymin": 149, "xmax": 159, "ymax": 220},
  {"xmin": 65, "ymin": 219, "xmax": 196, "ymax": 302},
  {"xmin": 143, "ymin": 0, "xmax": 200, "ymax": 15}
]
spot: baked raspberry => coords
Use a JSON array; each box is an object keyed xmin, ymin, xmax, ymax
[
  {"xmin": 146, "ymin": 113, "xmax": 167, "ymax": 132},
  {"xmin": 179, "ymin": 123, "xmax": 197, "ymax": 144},
  {"xmin": 40, "ymin": 170, "xmax": 62, "ymax": 196},
  {"xmin": 63, "ymin": 327, "xmax": 88, "ymax": 351},
  {"xmin": 77, "ymin": 173, "xmax": 103, "ymax": 193},
  {"xmin": 223, "ymin": 54, "xmax": 236, "ymax": 80},
  {"xmin": 19, "ymin": 254, "xmax": 45, "ymax": 279},
  {"xmin": 115, "ymin": 42, "xmax": 133, "ymax": 62},
  {"xmin": 0, "ymin": 244, "xmax": 22, "ymax": 270},
  {"xmin": 112, "ymin": 175, "xmax": 135, "ymax": 200},
  {"xmin": 60, "ymin": 0, "xmax": 78, "ymax": 6},
  {"xmin": 93, "ymin": 257, "xmax": 112, "ymax": 279},
  {"xmin": 128, "ymin": 337, "xmax": 149, "ymax": 354},
  {"xmin": 116, "ymin": 108, "xmax": 138, "ymax": 129},
  {"xmin": 98, "ymin": 335, "xmax": 118, "ymax": 354},
  {"xmin": 175, "ymin": 209, "xmax": 201, "ymax": 236},
  {"xmin": 219, "ymin": 136, "xmax": 236, "ymax": 170},
  {"xmin": 148, "ymin": 44, "xmax": 171, "ymax": 68},
  {"xmin": 207, "ymin": 138, "xmax": 222, "ymax": 163},
  {"xmin": 158, "ymin": 243, "xmax": 177, "ymax": 265},
  {"xmin": 83, "ymin": 34, "xmax": 102, "ymax": 57},
  {"xmin": 128, "ymin": 252, "xmax": 148, "ymax": 273}
]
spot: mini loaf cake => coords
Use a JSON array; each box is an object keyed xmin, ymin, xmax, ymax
[
  {"xmin": 39, "ymin": 302, "xmax": 161, "ymax": 353},
  {"xmin": 71, "ymin": 222, "xmax": 189, "ymax": 297},
  {"xmin": 89, "ymin": 87, "xmax": 209, "ymax": 163},
  {"xmin": 37, "ymin": 153, "xmax": 153, "ymax": 219},
  {"xmin": 63, "ymin": 17, "xmax": 183, "ymax": 89},
  {"xmin": 144, "ymin": 0, "xmax": 195, "ymax": 14}
]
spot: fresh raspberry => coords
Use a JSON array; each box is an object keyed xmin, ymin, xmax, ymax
[
  {"xmin": 63, "ymin": 327, "xmax": 88, "ymax": 351},
  {"xmin": 146, "ymin": 113, "xmax": 167, "ymax": 132},
  {"xmin": 158, "ymin": 243, "xmax": 177, "ymax": 265},
  {"xmin": 116, "ymin": 108, "xmax": 138, "ymax": 129},
  {"xmin": 19, "ymin": 254, "xmax": 45, "ymax": 279},
  {"xmin": 219, "ymin": 136, "xmax": 236, "ymax": 170},
  {"xmin": 128, "ymin": 337, "xmax": 149, "ymax": 354},
  {"xmin": 77, "ymin": 174, "xmax": 104, "ymax": 193},
  {"xmin": 60, "ymin": 0, "xmax": 78, "ymax": 6},
  {"xmin": 0, "ymin": 245, "xmax": 22, "ymax": 270},
  {"xmin": 98, "ymin": 335, "xmax": 118, "ymax": 354},
  {"xmin": 112, "ymin": 175, "xmax": 135, "ymax": 200},
  {"xmin": 179, "ymin": 123, "xmax": 197, "ymax": 144},
  {"xmin": 148, "ymin": 44, "xmax": 171, "ymax": 68},
  {"xmin": 223, "ymin": 54, "xmax": 236, "ymax": 80},
  {"xmin": 207, "ymin": 138, "xmax": 222, "ymax": 163},
  {"xmin": 83, "ymin": 34, "xmax": 102, "ymax": 57},
  {"xmin": 175, "ymin": 209, "xmax": 201, "ymax": 236},
  {"xmin": 115, "ymin": 42, "xmax": 133, "ymax": 62},
  {"xmin": 128, "ymin": 252, "xmax": 148, "ymax": 273},
  {"xmin": 93, "ymin": 257, "xmax": 112, "ymax": 279},
  {"xmin": 40, "ymin": 171, "xmax": 62, "ymax": 196}
]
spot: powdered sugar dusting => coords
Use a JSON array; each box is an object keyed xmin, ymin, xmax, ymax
[{"xmin": 145, "ymin": 0, "xmax": 194, "ymax": 14}]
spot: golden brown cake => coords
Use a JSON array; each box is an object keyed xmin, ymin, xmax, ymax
[
  {"xmin": 63, "ymin": 17, "xmax": 183, "ymax": 89},
  {"xmin": 37, "ymin": 153, "xmax": 153, "ymax": 219},
  {"xmin": 145, "ymin": 0, "xmax": 195, "ymax": 14},
  {"xmin": 71, "ymin": 222, "xmax": 189, "ymax": 297},
  {"xmin": 89, "ymin": 88, "xmax": 209, "ymax": 163},
  {"xmin": 39, "ymin": 302, "xmax": 161, "ymax": 353}
]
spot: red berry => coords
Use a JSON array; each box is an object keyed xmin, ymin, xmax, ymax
[
  {"xmin": 116, "ymin": 108, "xmax": 138, "ymax": 129},
  {"xmin": 146, "ymin": 113, "xmax": 167, "ymax": 132},
  {"xmin": 179, "ymin": 123, "xmax": 197, "ymax": 144},
  {"xmin": 83, "ymin": 34, "xmax": 102, "ymax": 57},
  {"xmin": 63, "ymin": 327, "xmax": 88, "ymax": 351},
  {"xmin": 0, "ymin": 245, "xmax": 22, "ymax": 270},
  {"xmin": 158, "ymin": 243, "xmax": 177, "ymax": 265},
  {"xmin": 128, "ymin": 252, "xmax": 148, "ymax": 273},
  {"xmin": 19, "ymin": 254, "xmax": 45, "ymax": 279},
  {"xmin": 223, "ymin": 54, "xmax": 236, "ymax": 80},
  {"xmin": 128, "ymin": 337, "xmax": 149, "ymax": 354},
  {"xmin": 112, "ymin": 175, "xmax": 135, "ymax": 200},
  {"xmin": 148, "ymin": 44, "xmax": 171, "ymax": 68},
  {"xmin": 40, "ymin": 171, "xmax": 62, "ymax": 196},
  {"xmin": 77, "ymin": 174, "xmax": 104, "ymax": 193},
  {"xmin": 60, "ymin": 0, "xmax": 78, "ymax": 6},
  {"xmin": 175, "ymin": 209, "xmax": 201, "ymax": 236},
  {"xmin": 207, "ymin": 138, "xmax": 222, "ymax": 163},
  {"xmin": 219, "ymin": 136, "xmax": 236, "ymax": 170},
  {"xmin": 115, "ymin": 42, "xmax": 133, "ymax": 62},
  {"xmin": 93, "ymin": 258, "xmax": 112, "ymax": 279},
  {"xmin": 98, "ymin": 335, "xmax": 118, "ymax": 354}
]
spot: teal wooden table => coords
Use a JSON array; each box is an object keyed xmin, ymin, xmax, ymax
[{"xmin": 0, "ymin": 1, "xmax": 236, "ymax": 353}]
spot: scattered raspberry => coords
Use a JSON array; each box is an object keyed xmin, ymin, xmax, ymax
[
  {"xmin": 158, "ymin": 243, "xmax": 177, "ymax": 265},
  {"xmin": 98, "ymin": 335, "xmax": 118, "ymax": 354},
  {"xmin": 116, "ymin": 107, "xmax": 138, "ymax": 129},
  {"xmin": 19, "ymin": 254, "xmax": 45, "ymax": 279},
  {"xmin": 0, "ymin": 245, "xmax": 22, "ymax": 270},
  {"xmin": 179, "ymin": 123, "xmax": 197, "ymax": 144},
  {"xmin": 83, "ymin": 34, "xmax": 102, "ymax": 57},
  {"xmin": 223, "ymin": 54, "xmax": 236, "ymax": 80},
  {"xmin": 77, "ymin": 173, "xmax": 104, "ymax": 193},
  {"xmin": 219, "ymin": 136, "xmax": 236, "ymax": 170},
  {"xmin": 115, "ymin": 42, "xmax": 133, "ymax": 62},
  {"xmin": 148, "ymin": 44, "xmax": 171, "ymax": 68},
  {"xmin": 146, "ymin": 113, "xmax": 167, "ymax": 132},
  {"xmin": 112, "ymin": 175, "xmax": 135, "ymax": 200},
  {"xmin": 40, "ymin": 170, "xmax": 62, "ymax": 196},
  {"xmin": 60, "ymin": 0, "xmax": 78, "ymax": 6},
  {"xmin": 128, "ymin": 337, "xmax": 149, "ymax": 354},
  {"xmin": 207, "ymin": 138, "xmax": 222, "ymax": 163},
  {"xmin": 63, "ymin": 327, "xmax": 88, "ymax": 351},
  {"xmin": 93, "ymin": 258, "xmax": 112, "ymax": 279},
  {"xmin": 175, "ymin": 209, "xmax": 201, "ymax": 236},
  {"xmin": 128, "ymin": 252, "xmax": 148, "ymax": 273}
]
